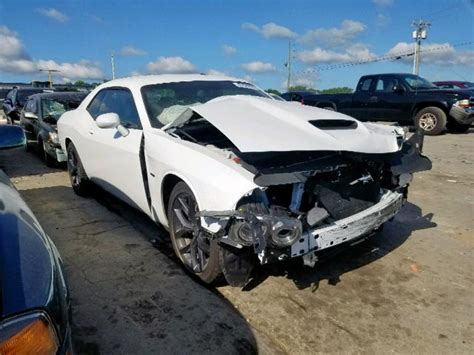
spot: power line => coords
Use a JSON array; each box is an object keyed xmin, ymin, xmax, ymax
[{"xmin": 297, "ymin": 41, "xmax": 472, "ymax": 74}]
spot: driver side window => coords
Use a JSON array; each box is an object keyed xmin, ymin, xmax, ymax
[{"xmin": 87, "ymin": 88, "xmax": 142, "ymax": 129}]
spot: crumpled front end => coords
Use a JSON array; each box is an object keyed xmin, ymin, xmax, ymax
[{"xmin": 193, "ymin": 131, "xmax": 431, "ymax": 284}]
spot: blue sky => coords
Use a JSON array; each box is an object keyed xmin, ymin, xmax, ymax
[{"xmin": 0, "ymin": 0, "xmax": 473, "ymax": 91}]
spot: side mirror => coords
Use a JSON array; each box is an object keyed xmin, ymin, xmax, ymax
[
  {"xmin": 24, "ymin": 111, "xmax": 38, "ymax": 120},
  {"xmin": 393, "ymin": 85, "xmax": 405, "ymax": 93},
  {"xmin": 96, "ymin": 112, "xmax": 129, "ymax": 137},
  {"xmin": 0, "ymin": 125, "xmax": 26, "ymax": 150}
]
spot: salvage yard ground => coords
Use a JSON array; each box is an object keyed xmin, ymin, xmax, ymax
[{"xmin": 0, "ymin": 129, "xmax": 473, "ymax": 354}]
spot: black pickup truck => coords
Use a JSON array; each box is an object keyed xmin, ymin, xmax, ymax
[{"xmin": 282, "ymin": 73, "xmax": 473, "ymax": 135}]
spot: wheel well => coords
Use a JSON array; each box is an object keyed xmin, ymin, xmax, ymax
[
  {"xmin": 412, "ymin": 103, "xmax": 448, "ymax": 118},
  {"xmin": 65, "ymin": 138, "xmax": 72, "ymax": 148},
  {"xmin": 161, "ymin": 174, "xmax": 183, "ymax": 218}
]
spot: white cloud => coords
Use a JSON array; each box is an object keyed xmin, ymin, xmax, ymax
[
  {"xmin": 222, "ymin": 45, "xmax": 237, "ymax": 55},
  {"xmin": 0, "ymin": 26, "xmax": 104, "ymax": 80},
  {"xmin": 241, "ymin": 61, "xmax": 276, "ymax": 73},
  {"xmin": 387, "ymin": 42, "xmax": 474, "ymax": 67},
  {"xmin": 372, "ymin": 0, "xmax": 394, "ymax": 6},
  {"xmin": 0, "ymin": 26, "xmax": 30, "ymax": 60},
  {"xmin": 297, "ymin": 43, "xmax": 376, "ymax": 64},
  {"xmin": 299, "ymin": 20, "xmax": 366, "ymax": 47},
  {"xmin": 242, "ymin": 75, "xmax": 255, "ymax": 83},
  {"xmin": 242, "ymin": 22, "xmax": 297, "ymax": 39},
  {"xmin": 37, "ymin": 8, "xmax": 69, "ymax": 23},
  {"xmin": 376, "ymin": 14, "xmax": 391, "ymax": 28},
  {"xmin": 119, "ymin": 46, "xmax": 147, "ymax": 56},
  {"xmin": 147, "ymin": 56, "xmax": 196, "ymax": 74}
]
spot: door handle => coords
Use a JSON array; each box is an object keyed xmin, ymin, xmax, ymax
[
  {"xmin": 88, "ymin": 130, "xmax": 94, "ymax": 135},
  {"xmin": 369, "ymin": 96, "xmax": 378, "ymax": 103}
]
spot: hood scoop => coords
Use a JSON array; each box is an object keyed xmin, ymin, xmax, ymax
[{"xmin": 309, "ymin": 119, "xmax": 358, "ymax": 130}]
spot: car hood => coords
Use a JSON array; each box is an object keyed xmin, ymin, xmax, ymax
[
  {"xmin": 0, "ymin": 171, "xmax": 54, "ymax": 319},
  {"xmin": 167, "ymin": 96, "xmax": 402, "ymax": 154}
]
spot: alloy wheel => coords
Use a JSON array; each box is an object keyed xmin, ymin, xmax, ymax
[
  {"xmin": 171, "ymin": 192, "xmax": 210, "ymax": 273},
  {"xmin": 418, "ymin": 112, "xmax": 437, "ymax": 131}
]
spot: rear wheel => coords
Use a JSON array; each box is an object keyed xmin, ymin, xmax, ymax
[
  {"xmin": 446, "ymin": 121, "xmax": 471, "ymax": 133},
  {"xmin": 66, "ymin": 142, "xmax": 90, "ymax": 196},
  {"xmin": 168, "ymin": 182, "xmax": 222, "ymax": 284},
  {"xmin": 414, "ymin": 107, "xmax": 447, "ymax": 136}
]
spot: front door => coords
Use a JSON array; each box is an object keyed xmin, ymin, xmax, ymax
[{"xmin": 82, "ymin": 88, "xmax": 150, "ymax": 213}]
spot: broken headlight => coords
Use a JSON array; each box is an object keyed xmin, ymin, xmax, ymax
[
  {"xmin": 270, "ymin": 217, "xmax": 302, "ymax": 247},
  {"xmin": 230, "ymin": 216, "xmax": 301, "ymax": 248}
]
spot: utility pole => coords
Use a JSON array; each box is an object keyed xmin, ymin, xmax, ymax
[
  {"xmin": 111, "ymin": 51, "xmax": 116, "ymax": 80},
  {"xmin": 285, "ymin": 41, "xmax": 292, "ymax": 91},
  {"xmin": 412, "ymin": 19, "xmax": 430, "ymax": 75},
  {"xmin": 39, "ymin": 69, "xmax": 60, "ymax": 88}
]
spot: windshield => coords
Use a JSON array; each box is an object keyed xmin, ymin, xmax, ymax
[
  {"xmin": 403, "ymin": 75, "xmax": 437, "ymax": 90},
  {"xmin": 41, "ymin": 96, "xmax": 83, "ymax": 121},
  {"xmin": 141, "ymin": 80, "xmax": 269, "ymax": 128}
]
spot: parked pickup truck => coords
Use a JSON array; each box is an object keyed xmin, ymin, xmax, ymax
[{"xmin": 282, "ymin": 73, "xmax": 474, "ymax": 135}]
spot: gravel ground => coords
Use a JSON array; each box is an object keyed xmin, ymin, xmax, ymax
[{"xmin": 0, "ymin": 129, "xmax": 472, "ymax": 354}]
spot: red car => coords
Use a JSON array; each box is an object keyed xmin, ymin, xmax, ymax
[{"xmin": 433, "ymin": 81, "xmax": 474, "ymax": 90}]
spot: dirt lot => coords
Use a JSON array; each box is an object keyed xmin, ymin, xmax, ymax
[{"xmin": 0, "ymin": 130, "xmax": 473, "ymax": 354}]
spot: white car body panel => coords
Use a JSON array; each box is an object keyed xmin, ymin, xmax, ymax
[
  {"xmin": 174, "ymin": 95, "xmax": 400, "ymax": 153},
  {"xmin": 143, "ymin": 129, "xmax": 257, "ymax": 227}
]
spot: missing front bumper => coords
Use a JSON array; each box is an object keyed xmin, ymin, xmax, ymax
[{"xmin": 259, "ymin": 190, "xmax": 404, "ymax": 264}]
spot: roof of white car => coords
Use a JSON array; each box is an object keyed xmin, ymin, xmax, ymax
[{"xmin": 99, "ymin": 74, "xmax": 249, "ymax": 90}]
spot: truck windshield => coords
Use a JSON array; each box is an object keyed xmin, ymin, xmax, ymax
[
  {"xmin": 403, "ymin": 75, "xmax": 437, "ymax": 90},
  {"xmin": 141, "ymin": 80, "xmax": 270, "ymax": 128}
]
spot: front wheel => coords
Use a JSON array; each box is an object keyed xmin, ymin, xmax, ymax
[
  {"xmin": 414, "ymin": 107, "xmax": 447, "ymax": 136},
  {"xmin": 66, "ymin": 142, "xmax": 90, "ymax": 196},
  {"xmin": 168, "ymin": 182, "xmax": 222, "ymax": 284}
]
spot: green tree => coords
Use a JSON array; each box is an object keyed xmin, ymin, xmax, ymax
[
  {"xmin": 265, "ymin": 89, "xmax": 281, "ymax": 95},
  {"xmin": 74, "ymin": 80, "xmax": 86, "ymax": 87},
  {"xmin": 288, "ymin": 86, "xmax": 319, "ymax": 93},
  {"xmin": 319, "ymin": 87, "xmax": 353, "ymax": 94}
]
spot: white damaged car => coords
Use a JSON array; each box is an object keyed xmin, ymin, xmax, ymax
[{"xmin": 58, "ymin": 75, "xmax": 431, "ymax": 286}]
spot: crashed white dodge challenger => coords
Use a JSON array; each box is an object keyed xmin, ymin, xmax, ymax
[{"xmin": 58, "ymin": 75, "xmax": 431, "ymax": 286}]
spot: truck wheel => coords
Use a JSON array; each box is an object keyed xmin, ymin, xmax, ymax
[
  {"xmin": 446, "ymin": 121, "xmax": 471, "ymax": 134},
  {"xmin": 168, "ymin": 181, "xmax": 222, "ymax": 284},
  {"xmin": 66, "ymin": 142, "xmax": 90, "ymax": 196},
  {"xmin": 414, "ymin": 107, "xmax": 447, "ymax": 136}
]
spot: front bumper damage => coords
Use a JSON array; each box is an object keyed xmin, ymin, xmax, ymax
[
  {"xmin": 44, "ymin": 141, "xmax": 67, "ymax": 162},
  {"xmin": 199, "ymin": 189, "xmax": 404, "ymax": 265},
  {"xmin": 197, "ymin": 131, "xmax": 430, "ymax": 272},
  {"xmin": 449, "ymin": 105, "xmax": 474, "ymax": 125}
]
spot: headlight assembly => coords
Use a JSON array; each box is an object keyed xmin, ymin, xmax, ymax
[
  {"xmin": 454, "ymin": 99, "xmax": 470, "ymax": 109},
  {"xmin": 48, "ymin": 132, "xmax": 59, "ymax": 144}
]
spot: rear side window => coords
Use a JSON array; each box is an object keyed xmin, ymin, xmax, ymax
[
  {"xmin": 359, "ymin": 78, "xmax": 373, "ymax": 92},
  {"xmin": 87, "ymin": 88, "xmax": 141, "ymax": 129}
]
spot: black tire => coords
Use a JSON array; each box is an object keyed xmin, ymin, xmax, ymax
[
  {"xmin": 446, "ymin": 121, "xmax": 471, "ymax": 134},
  {"xmin": 167, "ymin": 181, "xmax": 222, "ymax": 284},
  {"xmin": 66, "ymin": 142, "xmax": 90, "ymax": 196},
  {"xmin": 414, "ymin": 107, "xmax": 447, "ymax": 136}
]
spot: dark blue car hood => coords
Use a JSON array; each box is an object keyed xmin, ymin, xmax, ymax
[{"xmin": 0, "ymin": 171, "xmax": 54, "ymax": 319}]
